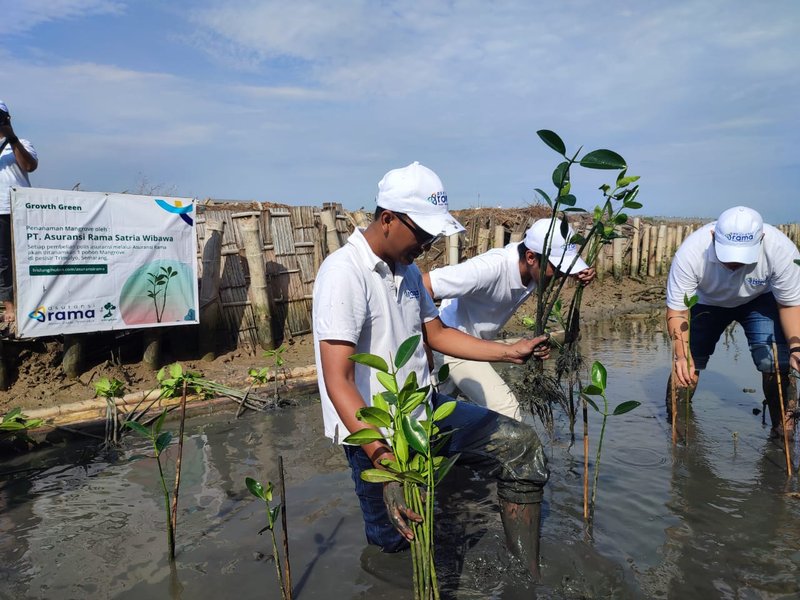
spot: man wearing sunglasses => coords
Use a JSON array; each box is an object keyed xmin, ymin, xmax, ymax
[
  {"xmin": 313, "ymin": 161, "xmax": 552, "ymax": 577},
  {"xmin": 666, "ymin": 206, "xmax": 800, "ymax": 438},
  {"xmin": 422, "ymin": 217, "xmax": 596, "ymax": 421}
]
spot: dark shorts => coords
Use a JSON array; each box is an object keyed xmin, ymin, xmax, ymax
[
  {"xmin": 343, "ymin": 392, "xmax": 549, "ymax": 552},
  {"xmin": 690, "ymin": 292, "xmax": 789, "ymax": 373}
]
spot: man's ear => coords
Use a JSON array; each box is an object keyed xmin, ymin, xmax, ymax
[{"xmin": 526, "ymin": 250, "xmax": 538, "ymax": 266}]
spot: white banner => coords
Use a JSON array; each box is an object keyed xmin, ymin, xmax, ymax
[{"xmin": 11, "ymin": 188, "xmax": 199, "ymax": 338}]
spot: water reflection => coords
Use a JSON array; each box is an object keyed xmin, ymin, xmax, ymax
[{"xmin": 0, "ymin": 316, "xmax": 799, "ymax": 598}]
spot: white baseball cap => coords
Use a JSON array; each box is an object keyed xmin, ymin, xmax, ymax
[
  {"xmin": 524, "ymin": 218, "xmax": 588, "ymax": 274},
  {"xmin": 375, "ymin": 161, "xmax": 465, "ymax": 237},
  {"xmin": 713, "ymin": 206, "xmax": 763, "ymax": 264}
]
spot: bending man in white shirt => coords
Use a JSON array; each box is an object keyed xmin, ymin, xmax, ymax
[
  {"xmin": 422, "ymin": 218, "xmax": 595, "ymax": 421},
  {"xmin": 666, "ymin": 206, "xmax": 800, "ymax": 437}
]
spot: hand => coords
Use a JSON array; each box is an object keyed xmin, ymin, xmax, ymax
[
  {"xmin": 0, "ymin": 122, "xmax": 13, "ymax": 139},
  {"xmin": 790, "ymin": 351, "xmax": 800, "ymax": 377},
  {"xmin": 383, "ymin": 481, "xmax": 423, "ymax": 541},
  {"xmin": 672, "ymin": 352, "xmax": 697, "ymax": 388},
  {"xmin": 505, "ymin": 334, "xmax": 551, "ymax": 364},
  {"xmin": 575, "ymin": 267, "xmax": 596, "ymax": 286}
]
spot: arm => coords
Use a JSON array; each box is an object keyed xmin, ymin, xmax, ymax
[
  {"xmin": 423, "ymin": 316, "xmax": 550, "ymax": 363},
  {"xmin": 318, "ymin": 338, "xmax": 422, "ymax": 540},
  {"xmin": 422, "ymin": 272, "xmax": 435, "ymax": 300},
  {"xmin": 666, "ymin": 307, "xmax": 696, "ymax": 387},
  {"xmin": 777, "ymin": 303, "xmax": 800, "ymax": 373},
  {"xmin": 0, "ymin": 124, "xmax": 37, "ymax": 172}
]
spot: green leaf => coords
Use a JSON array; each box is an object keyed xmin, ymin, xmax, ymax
[
  {"xmin": 794, "ymin": 259, "xmax": 800, "ymax": 267},
  {"xmin": 402, "ymin": 471, "xmax": 427, "ymax": 484},
  {"xmin": 533, "ymin": 188, "xmax": 552, "ymax": 207},
  {"xmin": 612, "ymin": 400, "xmax": 641, "ymax": 416},
  {"xmin": 613, "ymin": 213, "xmax": 628, "ymax": 225},
  {"xmin": 124, "ymin": 421, "xmax": 150, "ymax": 438},
  {"xmin": 154, "ymin": 409, "xmax": 167, "ymax": 435},
  {"xmin": 684, "ymin": 293, "xmax": 699, "ymax": 309},
  {"xmin": 357, "ymin": 406, "xmax": 392, "ymax": 429},
  {"xmin": 437, "ymin": 363, "xmax": 450, "ymax": 383},
  {"xmin": 402, "ymin": 415, "xmax": 429, "ymax": 454},
  {"xmin": 591, "ymin": 361, "xmax": 607, "ymax": 391},
  {"xmin": 580, "ymin": 149, "xmax": 626, "ymax": 170},
  {"xmin": 156, "ymin": 366, "xmax": 166, "ymax": 382},
  {"xmin": 617, "ymin": 175, "xmax": 640, "ymax": 187},
  {"xmin": 169, "ymin": 363, "xmax": 183, "ymax": 379},
  {"xmin": 435, "ymin": 454, "xmax": 460, "ymax": 485},
  {"xmin": 372, "ymin": 392, "xmax": 390, "ymax": 413},
  {"xmin": 559, "ymin": 218, "xmax": 570, "ymax": 240},
  {"xmin": 623, "ymin": 200, "xmax": 643, "ymax": 210},
  {"xmin": 432, "ymin": 400, "xmax": 457, "ymax": 422},
  {"xmin": 342, "ymin": 429, "xmax": 385, "ymax": 444},
  {"xmin": 155, "ymin": 431, "xmax": 173, "ymax": 453},
  {"xmin": 360, "ymin": 469, "xmax": 402, "ymax": 484},
  {"xmin": 380, "ymin": 391, "xmax": 399, "ymax": 406},
  {"xmin": 401, "ymin": 371, "xmax": 419, "ymax": 393},
  {"xmin": 402, "ymin": 389, "xmax": 429, "ymax": 414},
  {"xmin": 349, "ymin": 353, "xmax": 389, "ymax": 373},
  {"xmin": 246, "ymin": 477, "xmax": 266, "ymax": 500},
  {"xmin": 3, "ymin": 407, "xmax": 22, "ymax": 421},
  {"xmin": 582, "ymin": 384, "xmax": 603, "ymax": 396},
  {"xmin": 394, "ymin": 431, "xmax": 409, "ymax": 463},
  {"xmin": 536, "ymin": 129, "xmax": 567, "ymax": 156},
  {"xmin": 552, "ymin": 161, "xmax": 570, "ymax": 188},
  {"xmin": 395, "ymin": 335, "xmax": 421, "ymax": 370},
  {"xmin": 269, "ymin": 506, "xmax": 281, "ymax": 526},
  {"xmin": 580, "ymin": 393, "xmax": 600, "ymax": 412},
  {"xmin": 376, "ymin": 371, "xmax": 398, "ymax": 393},
  {"xmin": 558, "ymin": 194, "xmax": 577, "ymax": 207}
]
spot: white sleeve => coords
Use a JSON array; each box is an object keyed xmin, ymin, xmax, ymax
[
  {"xmin": 770, "ymin": 237, "xmax": 800, "ymax": 306},
  {"xmin": 409, "ymin": 265, "xmax": 439, "ymax": 323},
  {"xmin": 428, "ymin": 256, "xmax": 498, "ymax": 300},
  {"xmin": 666, "ymin": 246, "xmax": 700, "ymax": 311},
  {"xmin": 312, "ymin": 263, "xmax": 367, "ymax": 344},
  {"xmin": 20, "ymin": 139, "xmax": 37, "ymax": 161}
]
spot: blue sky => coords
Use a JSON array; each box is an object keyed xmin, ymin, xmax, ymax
[{"xmin": 3, "ymin": 0, "xmax": 799, "ymax": 223}]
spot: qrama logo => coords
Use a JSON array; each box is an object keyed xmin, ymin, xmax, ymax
[
  {"xmin": 725, "ymin": 232, "xmax": 755, "ymax": 243},
  {"xmin": 28, "ymin": 303, "xmax": 97, "ymax": 323},
  {"xmin": 746, "ymin": 276, "xmax": 769, "ymax": 287},
  {"xmin": 426, "ymin": 191, "xmax": 448, "ymax": 207}
]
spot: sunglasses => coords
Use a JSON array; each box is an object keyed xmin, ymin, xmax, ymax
[{"xmin": 394, "ymin": 213, "xmax": 441, "ymax": 249}]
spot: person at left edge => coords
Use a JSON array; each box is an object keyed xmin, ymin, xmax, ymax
[
  {"xmin": 0, "ymin": 100, "xmax": 38, "ymax": 330},
  {"xmin": 313, "ymin": 161, "xmax": 552, "ymax": 578}
]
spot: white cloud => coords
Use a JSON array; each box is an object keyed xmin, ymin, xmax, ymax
[{"xmin": 2, "ymin": 0, "xmax": 124, "ymax": 35}]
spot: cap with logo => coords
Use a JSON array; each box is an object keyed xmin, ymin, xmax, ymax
[
  {"xmin": 713, "ymin": 206, "xmax": 763, "ymax": 264},
  {"xmin": 524, "ymin": 218, "xmax": 588, "ymax": 274},
  {"xmin": 375, "ymin": 161, "xmax": 465, "ymax": 237}
]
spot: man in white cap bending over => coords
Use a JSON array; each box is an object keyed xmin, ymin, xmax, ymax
[
  {"xmin": 0, "ymin": 100, "xmax": 38, "ymax": 330},
  {"xmin": 422, "ymin": 218, "xmax": 596, "ymax": 421},
  {"xmin": 313, "ymin": 161, "xmax": 552, "ymax": 577},
  {"xmin": 667, "ymin": 206, "xmax": 800, "ymax": 437}
]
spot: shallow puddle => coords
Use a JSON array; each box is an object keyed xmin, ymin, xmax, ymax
[{"xmin": 2, "ymin": 317, "xmax": 800, "ymax": 598}]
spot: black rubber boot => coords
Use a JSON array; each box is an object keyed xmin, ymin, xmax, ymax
[{"xmin": 500, "ymin": 499, "xmax": 543, "ymax": 580}]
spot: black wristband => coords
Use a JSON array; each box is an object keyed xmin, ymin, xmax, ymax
[{"xmin": 790, "ymin": 347, "xmax": 800, "ymax": 354}]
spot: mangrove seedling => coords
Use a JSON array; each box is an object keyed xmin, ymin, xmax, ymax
[
  {"xmin": 580, "ymin": 360, "xmax": 640, "ymax": 522},
  {"xmin": 146, "ymin": 265, "xmax": 178, "ymax": 323},
  {"xmin": 246, "ymin": 476, "xmax": 291, "ymax": 600},
  {"xmin": 249, "ymin": 344, "xmax": 289, "ymax": 401},
  {"xmin": 93, "ymin": 376, "xmax": 125, "ymax": 447},
  {"xmin": 344, "ymin": 334, "xmax": 458, "ymax": 600},
  {"xmin": 0, "ymin": 408, "xmax": 44, "ymax": 448},
  {"xmin": 125, "ymin": 409, "xmax": 176, "ymax": 560}
]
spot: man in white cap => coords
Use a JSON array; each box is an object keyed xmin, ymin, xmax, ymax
[
  {"xmin": 0, "ymin": 100, "xmax": 38, "ymax": 330},
  {"xmin": 313, "ymin": 161, "xmax": 551, "ymax": 577},
  {"xmin": 667, "ymin": 206, "xmax": 800, "ymax": 436},
  {"xmin": 422, "ymin": 217, "xmax": 596, "ymax": 420}
]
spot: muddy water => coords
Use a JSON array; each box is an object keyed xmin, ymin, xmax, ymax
[{"xmin": 2, "ymin": 318, "xmax": 800, "ymax": 599}]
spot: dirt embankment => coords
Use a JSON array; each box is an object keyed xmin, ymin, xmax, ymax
[{"xmin": 0, "ymin": 276, "xmax": 666, "ymax": 415}]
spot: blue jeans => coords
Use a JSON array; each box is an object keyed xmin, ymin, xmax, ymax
[
  {"xmin": 343, "ymin": 392, "xmax": 549, "ymax": 552},
  {"xmin": 690, "ymin": 293, "xmax": 789, "ymax": 372}
]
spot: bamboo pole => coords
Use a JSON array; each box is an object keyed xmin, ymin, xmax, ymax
[
  {"xmin": 494, "ymin": 225, "xmax": 505, "ymax": 249},
  {"xmin": 666, "ymin": 226, "xmax": 676, "ymax": 270},
  {"xmin": 630, "ymin": 217, "xmax": 641, "ymax": 278},
  {"xmin": 674, "ymin": 223, "xmax": 684, "ymax": 251},
  {"xmin": 612, "ymin": 236, "xmax": 624, "ymax": 279},
  {"xmin": 448, "ymin": 234, "xmax": 460, "ymax": 266},
  {"xmin": 655, "ymin": 225, "xmax": 667, "ymax": 276},
  {"xmin": 319, "ymin": 208, "xmax": 341, "ymax": 256},
  {"xmin": 647, "ymin": 225, "xmax": 658, "ymax": 277},
  {"xmin": 199, "ymin": 218, "xmax": 225, "ymax": 361},
  {"xmin": 671, "ymin": 365, "xmax": 677, "ymax": 445},
  {"xmin": 241, "ymin": 217, "xmax": 274, "ymax": 350},
  {"xmin": 639, "ymin": 225, "xmax": 651, "ymax": 276},
  {"xmin": 772, "ymin": 342, "xmax": 792, "ymax": 476},
  {"xmin": 477, "ymin": 227, "xmax": 491, "ymax": 253},
  {"xmin": 509, "ymin": 231, "xmax": 524, "ymax": 243},
  {"xmin": 583, "ymin": 401, "xmax": 589, "ymax": 521}
]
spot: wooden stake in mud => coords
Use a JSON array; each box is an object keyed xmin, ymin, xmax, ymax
[
  {"xmin": 278, "ymin": 456, "xmax": 293, "ymax": 599},
  {"xmin": 583, "ymin": 399, "xmax": 589, "ymax": 520},
  {"xmin": 772, "ymin": 342, "xmax": 792, "ymax": 476},
  {"xmin": 670, "ymin": 364, "xmax": 678, "ymax": 445},
  {"xmin": 170, "ymin": 379, "xmax": 188, "ymax": 555}
]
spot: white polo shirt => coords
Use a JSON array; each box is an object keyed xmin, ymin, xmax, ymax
[
  {"xmin": 666, "ymin": 222, "xmax": 800, "ymax": 310},
  {"xmin": 430, "ymin": 243, "xmax": 535, "ymax": 339},
  {"xmin": 0, "ymin": 138, "xmax": 37, "ymax": 214},
  {"xmin": 313, "ymin": 228, "xmax": 439, "ymax": 442}
]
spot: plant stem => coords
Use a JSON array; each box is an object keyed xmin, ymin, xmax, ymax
[
  {"xmin": 278, "ymin": 456, "xmax": 293, "ymax": 599},
  {"xmin": 269, "ymin": 519, "xmax": 287, "ymax": 600},
  {"xmin": 170, "ymin": 380, "xmax": 188, "ymax": 542},
  {"xmin": 156, "ymin": 454, "xmax": 175, "ymax": 560},
  {"xmin": 590, "ymin": 405, "xmax": 609, "ymax": 520},
  {"xmin": 582, "ymin": 398, "xmax": 589, "ymax": 521}
]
